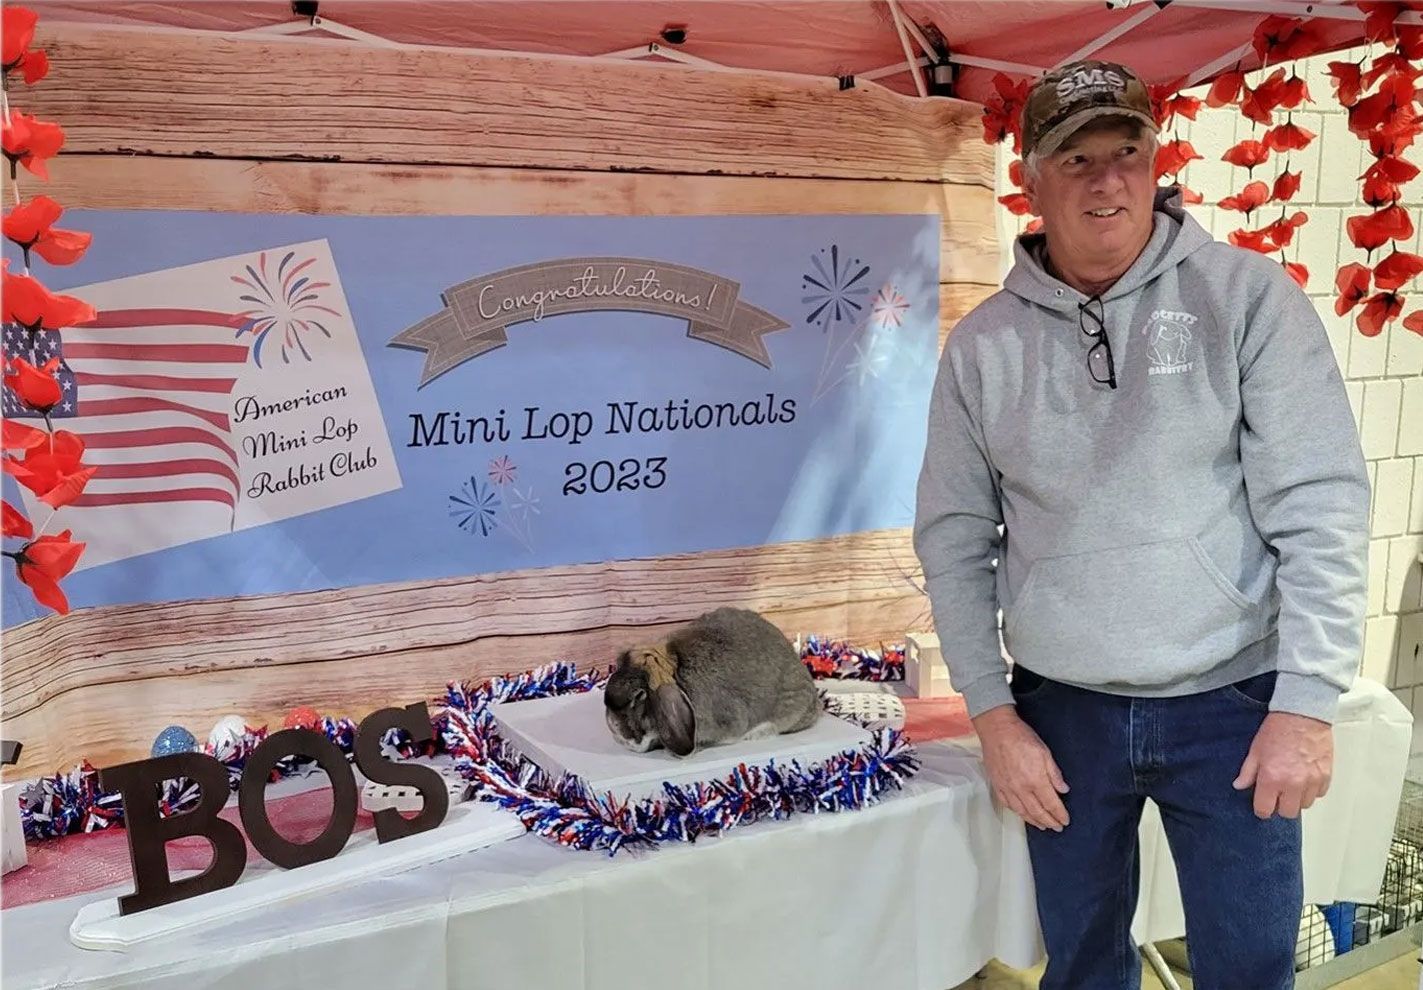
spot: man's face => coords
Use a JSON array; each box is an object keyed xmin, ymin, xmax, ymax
[{"xmin": 1023, "ymin": 121, "xmax": 1156, "ymax": 266}]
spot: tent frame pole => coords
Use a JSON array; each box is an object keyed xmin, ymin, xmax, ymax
[
  {"xmin": 886, "ymin": 0, "xmax": 929, "ymax": 98},
  {"xmin": 1056, "ymin": 3, "xmax": 1165, "ymax": 67}
]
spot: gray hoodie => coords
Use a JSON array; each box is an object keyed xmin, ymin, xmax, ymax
[{"xmin": 913, "ymin": 187, "xmax": 1370, "ymax": 723}]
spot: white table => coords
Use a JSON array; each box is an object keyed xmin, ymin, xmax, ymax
[
  {"xmin": 0, "ymin": 741, "xmax": 1043, "ymax": 990},
  {"xmin": 4, "ymin": 677, "xmax": 1407, "ymax": 990}
]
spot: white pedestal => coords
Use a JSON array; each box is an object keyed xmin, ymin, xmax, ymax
[
  {"xmin": 491, "ymin": 690, "xmax": 873, "ymax": 804},
  {"xmin": 2, "ymin": 782, "xmax": 27, "ymax": 875},
  {"xmin": 906, "ymin": 631, "xmax": 953, "ymax": 698}
]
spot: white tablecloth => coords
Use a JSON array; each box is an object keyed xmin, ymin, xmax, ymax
[
  {"xmin": 2, "ymin": 677, "xmax": 1409, "ymax": 988},
  {"xmin": 0, "ymin": 741, "xmax": 1043, "ymax": 990}
]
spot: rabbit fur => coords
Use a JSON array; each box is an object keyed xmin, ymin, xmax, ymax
[{"xmin": 603, "ymin": 607, "xmax": 821, "ymax": 757}]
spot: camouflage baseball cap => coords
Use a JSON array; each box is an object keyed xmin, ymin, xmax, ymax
[{"xmin": 1021, "ymin": 59, "xmax": 1157, "ymax": 159}]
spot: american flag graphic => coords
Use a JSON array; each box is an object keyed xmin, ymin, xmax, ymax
[{"xmin": 2, "ymin": 309, "xmax": 251, "ymax": 514}]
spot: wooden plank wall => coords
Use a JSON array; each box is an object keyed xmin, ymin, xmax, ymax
[{"xmin": 0, "ymin": 25, "xmax": 998, "ymax": 779}]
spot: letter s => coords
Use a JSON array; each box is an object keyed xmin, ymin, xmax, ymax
[{"xmin": 355, "ymin": 702, "xmax": 451, "ymax": 843}]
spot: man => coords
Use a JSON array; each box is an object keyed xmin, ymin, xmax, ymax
[{"xmin": 913, "ymin": 59, "xmax": 1370, "ymax": 989}]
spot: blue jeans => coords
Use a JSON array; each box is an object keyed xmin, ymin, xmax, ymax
[{"xmin": 1010, "ymin": 665, "xmax": 1303, "ymax": 989}]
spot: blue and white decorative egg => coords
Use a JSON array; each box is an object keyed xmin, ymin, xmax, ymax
[{"xmin": 150, "ymin": 725, "xmax": 198, "ymax": 758}]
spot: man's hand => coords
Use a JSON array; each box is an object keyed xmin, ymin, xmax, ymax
[
  {"xmin": 1233, "ymin": 712, "xmax": 1333, "ymax": 819},
  {"xmin": 973, "ymin": 705, "xmax": 1070, "ymax": 832}
]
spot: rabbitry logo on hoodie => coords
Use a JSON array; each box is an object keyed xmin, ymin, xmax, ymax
[{"xmin": 1143, "ymin": 309, "xmax": 1197, "ymax": 376}]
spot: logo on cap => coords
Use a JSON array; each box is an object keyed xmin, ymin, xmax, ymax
[{"xmin": 1021, "ymin": 59, "xmax": 1156, "ymax": 159}]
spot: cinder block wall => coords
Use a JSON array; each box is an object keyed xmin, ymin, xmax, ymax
[{"xmin": 995, "ymin": 47, "xmax": 1423, "ymax": 716}]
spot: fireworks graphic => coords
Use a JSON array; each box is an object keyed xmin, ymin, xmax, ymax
[
  {"xmin": 846, "ymin": 337, "xmax": 891, "ymax": 386},
  {"xmin": 508, "ymin": 484, "xmax": 541, "ymax": 524},
  {"xmin": 232, "ymin": 250, "xmax": 342, "ymax": 368},
  {"xmin": 870, "ymin": 283, "xmax": 910, "ymax": 331},
  {"xmin": 455, "ymin": 454, "xmax": 539, "ymax": 551},
  {"xmin": 805, "ymin": 267, "xmax": 915, "ymax": 404},
  {"xmin": 802, "ymin": 245, "xmax": 872, "ymax": 331},
  {"xmin": 450, "ymin": 477, "xmax": 501, "ymax": 537},
  {"xmin": 488, "ymin": 455, "xmax": 518, "ymax": 486}
]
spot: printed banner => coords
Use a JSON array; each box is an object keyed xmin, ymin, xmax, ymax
[{"xmin": 1, "ymin": 211, "xmax": 941, "ymax": 626}]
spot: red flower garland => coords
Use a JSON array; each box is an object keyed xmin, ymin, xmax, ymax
[
  {"xmin": 1, "ymin": 5, "xmax": 97, "ymax": 614},
  {"xmin": 1210, "ymin": 16, "xmax": 1323, "ymax": 289},
  {"xmin": 1328, "ymin": 1, "xmax": 1423, "ymax": 337}
]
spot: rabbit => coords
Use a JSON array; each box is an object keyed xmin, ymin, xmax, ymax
[{"xmin": 603, "ymin": 606, "xmax": 821, "ymax": 757}]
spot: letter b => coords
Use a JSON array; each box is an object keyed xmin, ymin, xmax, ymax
[{"xmin": 99, "ymin": 752, "xmax": 247, "ymax": 916}]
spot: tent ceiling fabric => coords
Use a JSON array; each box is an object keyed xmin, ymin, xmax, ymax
[{"xmin": 19, "ymin": 1, "xmax": 1401, "ymax": 103}]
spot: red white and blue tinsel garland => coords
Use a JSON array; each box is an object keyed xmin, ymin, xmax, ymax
[
  {"xmin": 17, "ymin": 639, "xmax": 913, "ymax": 847},
  {"xmin": 438, "ymin": 680, "xmax": 919, "ymax": 856},
  {"xmin": 800, "ymin": 636, "xmax": 905, "ymax": 681}
]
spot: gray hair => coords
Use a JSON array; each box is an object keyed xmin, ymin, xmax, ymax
[{"xmin": 1022, "ymin": 120, "xmax": 1158, "ymax": 179}]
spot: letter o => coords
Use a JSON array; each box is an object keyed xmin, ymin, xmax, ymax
[{"xmin": 238, "ymin": 728, "xmax": 358, "ymax": 869}]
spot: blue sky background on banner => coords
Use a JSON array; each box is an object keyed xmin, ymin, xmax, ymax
[{"xmin": 2, "ymin": 211, "xmax": 941, "ymax": 626}]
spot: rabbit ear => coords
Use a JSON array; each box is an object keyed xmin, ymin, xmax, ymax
[{"xmin": 651, "ymin": 683, "xmax": 695, "ymax": 756}]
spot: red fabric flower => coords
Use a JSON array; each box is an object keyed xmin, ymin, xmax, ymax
[
  {"xmin": 2, "ymin": 419, "xmax": 46, "ymax": 452},
  {"xmin": 1151, "ymin": 83, "xmax": 1200, "ymax": 128},
  {"xmin": 1362, "ymin": 52, "xmax": 1421, "ymax": 90},
  {"xmin": 983, "ymin": 74, "xmax": 1030, "ymax": 152},
  {"xmin": 1284, "ymin": 261, "xmax": 1309, "ymax": 289},
  {"xmin": 1207, "ymin": 70, "xmax": 1244, "ymax": 108},
  {"xmin": 1364, "ymin": 153, "xmax": 1421, "ymax": 185},
  {"xmin": 1363, "ymin": 172, "xmax": 1402, "ymax": 207},
  {"xmin": 1362, "ymin": 1, "xmax": 1405, "ymax": 45},
  {"xmin": 1218, "ymin": 180, "xmax": 1271, "ymax": 215},
  {"xmin": 1398, "ymin": 25, "xmax": 1423, "ymax": 60},
  {"xmin": 3, "ymin": 196, "xmax": 92, "ymax": 266},
  {"xmin": 1229, "ymin": 228, "xmax": 1275, "ymax": 253},
  {"xmin": 1263, "ymin": 211, "xmax": 1309, "ymax": 250},
  {"xmin": 1155, "ymin": 139, "xmax": 1201, "ymax": 180},
  {"xmin": 1177, "ymin": 185, "xmax": 1204, "ymax": 205},
  {"xmin": 12, "ymin": 529, "xmax": 84, "ymax": 614},
  {"xmin": 1252, "ymin": 16, "xmax": 1318, "ymax": 62},
  {"xmin": 997, "ymin": 192, "xmax": 1032, "ymax": 216},
  {"xmin": 1335, "ymin": 263, "xmax": 1373, "ymax": 316},
  {"xmin": 0, "ymin": 2, "xmax": 48, "ymax": 86},
  {"xmin": 1348, "ymin": 205, "xmax": 1415, "ymax": 253},
  {"xmin": 4, "ymin": 356, "xmax": 62, "ymax": 412},
  {"xmin": 1373, "ymin": 250, "xmax": 1423, "ymax": 291},
  {"xmin": 1263, "ymin": 122, "xmax": 1316, "ymax": 152},
  {"xmin": 1279, "ymin": 75, "xmax": 1312, "ymax": 110},
  {"xmin": 1241, "ymin": 69, "xmax": 1288, "ymax": 126},
  {"xmin": 1273, "ymin": 171, "xmax": 1302, "ymax": 201},
  {"xmin": 2, "ymin": 500, "xmax": 32, "ymax": 540},
  {"xmin": 1223, "ymin": 140, "xmax": 1271, "ymax": 172},
  {"xmin": 15, "ymin": 48, "xmax": 47, "ymax": 85},
  {"xmin": 1, "ymin": 6, "xmax": 37, "ymax": 68},
  {"xmin": 1369, "ymin": 131, "xmax": 1419, "ymax": 162},
  {"xmin": 2, "ymin": 261, "xmax": 97, "ymax": 332},
  {"xmin": 2, "ymin": 430, "xmax": 96, "ymax": 509},
  {"xmin": 1328, "ymin": 61, "xmax": 1364, "ymax": 107},
  {"xmin": 1349, "ymin": 91, "xmax": 1397, "ymax": 138},
  {"xmin": 1357, "ymin": 290, "xmax": 1404, "ymax": 336},
  {"xmin": 1404, "ymin": 310, "xmax": 1423, "ymax": 336},
  {"xmin": 0, "ymin": 111, "xmax": 64, "ymax": 181}
]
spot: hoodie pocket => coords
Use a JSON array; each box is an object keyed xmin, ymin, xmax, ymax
[{"xmin": 1002, "ymin": 537, "xmax": 1263, "ymax": 686}]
